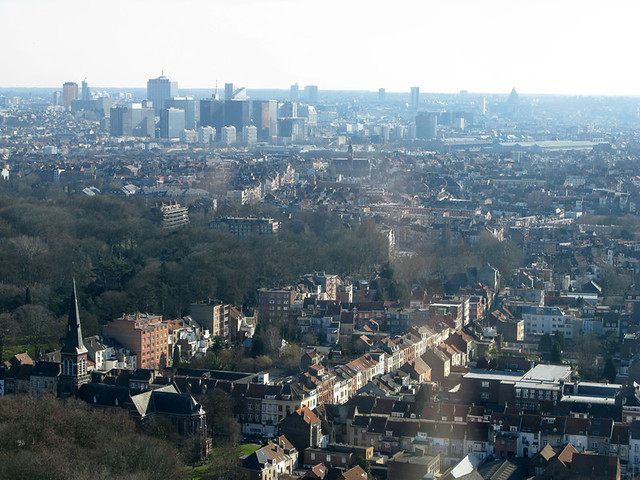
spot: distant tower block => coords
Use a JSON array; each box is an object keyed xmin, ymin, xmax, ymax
[
  {"xmin": 304, "ymin": 85, "xmax": 318, "ymax": 104},
  {"xmin": 62, "ymin": 82, "xmax": 78, "ymax": 107},
  {"xmin": 415, "ymin": 112, "xmax": 438, "ymax": 139},
  {"xmin": 147, "ymin": 74, "xmax": 177, "ymax": 114},
  {"xmin": 81, "ymin": 79, "xmax": 90, "ymax": 100},
  {"xmin": 290, "ymin": 83, "xmax": 299, "ymax": 101},
  {"xmin": 225, "ymin": 83, "xmax": 234, "ymax": 101},
  {"xmin": 410, "ymin": 86, "xmax": 420, "ymax": 108},
  {"xmin": 378, "ymin": 88, "xmax": 386, "ymax": 102}
]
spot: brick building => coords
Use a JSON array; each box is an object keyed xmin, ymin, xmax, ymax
[{"xmin": 102, "ymin": 313, "xmax": 171, "ymax": 370}]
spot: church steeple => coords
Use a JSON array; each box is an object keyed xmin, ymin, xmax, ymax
[
  {"xmin": 59, "ymin": 279, "xmax": 90, "ymax": 395},
  {"xmin": 62, "ymin": 278, "xmax": 87, "ymax": 356}
]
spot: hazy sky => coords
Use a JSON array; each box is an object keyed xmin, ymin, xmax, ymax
[{"xmin": 1, "ymin": 0, "xmax": 639, "ymax": 95}]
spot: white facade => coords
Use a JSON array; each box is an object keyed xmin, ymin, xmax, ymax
[
  {"xmin": 521, "ymin": 306, "xmax": 575, "ymax": 339},
  {"xmin": 242, "ymin": 125, "xmax": 257, "ymax": 145},
  {"xmin": 221, "ymin": 126, "xmax": 236, "ymax": 145}
]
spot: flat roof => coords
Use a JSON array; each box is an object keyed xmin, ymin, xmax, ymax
[
  {"xmin": 560, "ymin": 395, "xmax": 616, "ymax": 405},
  {"xmin": 522, "ymin": 364, "xmax": 571, "ymax": 382},
  {"xmin": 514, "ymin": 380, "xmax": 562, "ymax": 391},
  {"xmin": 464, "ymin": 370, "xmax": 523, "ymax": 383}
]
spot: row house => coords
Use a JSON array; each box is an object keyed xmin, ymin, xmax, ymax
[
  {"xmin": 239, "ymin": 435, "xmax": 298, "ymax": 480},
  {"xmin": 303, "ymin": 444, "xmax": 373, "ymax": 470},
  {"xmin": 301, "ymin": 364, "xmax": 336, "ymax": 407},
  {"xmin": 490, "ymin": 413, "xmax": 625, "ymax": 461},
  {"xmin": 346, "ymin": 415, "xmax": 492, "ymax": 466},
  {"xmin": 233, "ymin": 381, "xmax": 315, "ymax": 437},
  {"xmin": 422, "ymin": 347, "xmax": 451, "ymax": 383},
  {"xmin": 378, "ymin": 338, "xmax": 403, "ymax": 373}
]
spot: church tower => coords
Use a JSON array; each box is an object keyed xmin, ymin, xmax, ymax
[{"xmin": 59, "ymin": 279, "xmax": 90, "ymax": 395}]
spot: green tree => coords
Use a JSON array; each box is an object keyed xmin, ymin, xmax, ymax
[
  {"xmin": 354, "ymin": 456, "xmax": 373, "ymax": 477},
  {"xmin": 415, "ymin": 385, "xmax": 431, "ymax": 403},
  {"xmin": 172, "ymin": 345, "xmax": 181, "ymax": 371},
  {"xmin": 538, "ymin": 334, "xmax": 553, "ymax": 352},
  {"xmin": 551, "ymin": 342, "xmax": 563, "ymax": 363},
  {"xmin": 553, "ymin": 332, "xmax": 565, "ymax": 350},
  {"xmin": 603, "ymin": 356, "xmax": 617, "ymax": 383},
  {"xmin": 250, "ymin": 336, "xmax": 266, "ymax": 358}
]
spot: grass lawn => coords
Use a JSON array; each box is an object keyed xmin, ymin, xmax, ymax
[
  {"xmin": 237, "ymin": 444, "xmax": 261, "ymax": 457},
  {"xmin": 184, "ymin": 444, "xmax": 262, "ymax": 479},
  {"xmin": 2, "ymin": 343, "xmax": 35, "ymax": 362}
]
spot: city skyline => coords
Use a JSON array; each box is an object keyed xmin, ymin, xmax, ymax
[{"xmin": 1, "ymin": 0, "xmax": 640, "ymax": 96}]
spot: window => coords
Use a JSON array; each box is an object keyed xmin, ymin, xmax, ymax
[
  {"xmin": 592, "ymin": 442, "xmax": 598, "ymax": 449},
  {"xmin": 481, "ymin": 381, "xmax": 489, "ymax": 388}
]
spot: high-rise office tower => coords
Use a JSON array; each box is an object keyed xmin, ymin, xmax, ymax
[
  {"xmin": 81, "ymin": 80, "xmax": 90, "ymax": 101},
  {"xmin": 147, "ymin": 75, "xmax": 177, "ymax": 114},
  {"xmin": 410, "ymin": 86, "xmax": 420, "ymax": 108},
  {"xmin": 224, "ymin": 100, "xmax": 250, "ymax": 132},
  {"xmin": 52, "ymin": 91, "xmax": 61, "ymax": 106},
  {"xmin": 165, "ymin": 97, "xmax": 196, "ymax": 130},
  {"xmin": 304, "ymin": 85, "xmax": 318, "ymax": 104},
  {"xmin": 200, "ymin": 98, "xmax": 225, "ymax": 139},
  {"xmin": 225, "ymin": 83, "xmax": 235, "ymax": 101},
  {"xmin": 280, "ymin": 101, "xmax": 297, "ymax": 118},
  {"xmin": 290, "ymin": 83, "xmax": 299, "ymax": 101},
  {"xmin": 110, "ymin": 104, "xmax": 155, "ymax": 138},
  {"xmin": 278, "ymin": 118, "xmax": 306, "ymax": 143},
  {"xmin": 62, "ymin": 82, "xmax": 78, "ymax": 107},
  {"xmin": 378, "ymin": 88, "xmax": 386, "ymax": 102},
  {"xmin": 252, "ymin": 100, "xmax": 278, "ymax": 140},
  {"xmin": 415, "ymin": 112, "xmax": 438, "ymax": 139},
  {"xmin": 159, "ymin": 107, "xmax": 186, "ymax": 139}
]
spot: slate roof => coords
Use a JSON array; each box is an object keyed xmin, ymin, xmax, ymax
[{"xmin": 31, "ymin": 361, "xmax": 61, "ymax": 377}]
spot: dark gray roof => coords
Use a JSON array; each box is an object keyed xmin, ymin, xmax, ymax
[
  {"xmin": 62, "ymin": 279, "xmax": 88, "ymax": 356},
  {"xmin": 31, "ymin": 361, "xmax": 61, "ymax": 377}
]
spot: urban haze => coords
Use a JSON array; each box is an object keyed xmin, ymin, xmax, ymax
[{"xmin": 0, "ymin": 1, "xmax": 639, "ymax": 480}]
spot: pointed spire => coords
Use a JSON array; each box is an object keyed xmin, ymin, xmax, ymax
[{"xmin": 62, "ymin": 279, "xmax": 87, "ymax": 355}]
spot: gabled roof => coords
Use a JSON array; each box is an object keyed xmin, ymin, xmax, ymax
[
  {"xmin": 564, "ymin": 417, "xmax": 589, "ymax": 436},
  {"xmin": 537, "ymin": 443, "xmax": 556, "ymax": 462},
  {"xmin": 571, "ymin": 453, "xmax": 618, "ymax": 478},
  {"xmin": 588, "ymin": 417, "xmax": 613, "ymax": 437},
  {"xmin": 338, "ymin": 465, "xmax": 367, "ymax": 480},
  {"xmin": 556, "ymin": 443, "xmax": 578, "ymax": 466},
  {"xmin": 296, "ymin": 406, "xmax": 320, "ymax": 425},
  {"xmin": 611, "ymin": 423, "xmax": 630, "ymax": 445},
  {"xmin": 31, "ymin": 361, "xmax": 61, "ymax": 378}
]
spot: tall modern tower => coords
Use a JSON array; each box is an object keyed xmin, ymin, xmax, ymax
[
  {"xmin": 147, "ymin": 75, "xmax": 177, "ymax": 114},
  {"xmin": 410, "ymin": 86, "xmax": 420, "ymax": 108},
  {"xmin": 225, "ymin": 83, "xmax": 235, "ymax": 101},
  {"xmin": 159, "ymin": 107, "xmax": 186, "ymax": 139},
  {"xmin": 378, "ymin": 88, "xmax": 386, "ymax": 102},
  {"xmin": 290, "ymin": 83, "xmax": 299, "ymax": 101},
  {"xmin": 59, "ymin": 279, "xmax": 90, "ymax": 395},
  {"xmin": 304, "ymin": 85, "xmax": 318, "ymax": 104},
  {"xmin": 62, "ymin": 82, "xmax": 78, "ymax": 107},
  {"xmin": 252, "ymin": 100, "xmax": 278, "ymax": 141},
  {"xmin": 200, "ymin": 98, "xmax": 225, "ymax": 138},
  {"xmin": 415, "ymin": 112, "xmax": 438, "ymax": 139},
  {"xmin": 81, "ymin": 80, "xmax": 90, "ymax": 101},
  {"xmin": 225, "ymin": 100, "xmax": 250, "ymax": 132}
]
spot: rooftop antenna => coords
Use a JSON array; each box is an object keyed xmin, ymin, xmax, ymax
[{"xmin": 215, "ymin": 79, "xmax": 218, "ymax": 99}]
